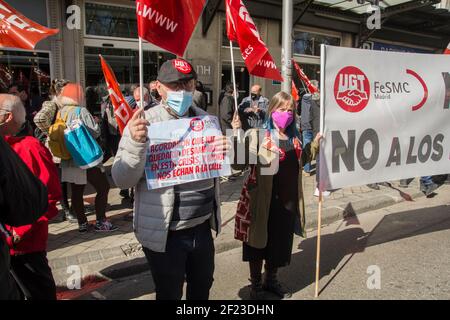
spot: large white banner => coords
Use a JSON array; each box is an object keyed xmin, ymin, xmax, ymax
[{"xmin": 320, "ymin": 45, "xmax": 450, "ymax": 190}]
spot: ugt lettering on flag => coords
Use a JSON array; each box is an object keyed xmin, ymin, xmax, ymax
[
  {"xmin": 99, "ymin": 55, "xmax": 133, "ymax": 135},
  {"xmin": 0, "ymin": 0, "xmax": 59, "ymax": 50},
  {"xmin": 226, "ymin": 0, "xmax": 283, "ymax": 82},
  {"xmin": 136, "ymin": 0, "xmax": 206, "ymax": 57}
]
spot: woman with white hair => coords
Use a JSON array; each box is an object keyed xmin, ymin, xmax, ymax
[{"xmin": 57, "ymin": 83, "xmax": 117, "ymax": 233}]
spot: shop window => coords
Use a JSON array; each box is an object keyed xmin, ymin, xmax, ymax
[
  {"xmin": 293, "ymin": 32, "xmax": 340, "ymax": 57},
  {"xmin": 0, "ymin": 50, "xmax": 51, "ymax": 97},
  {"xmin": 85, "ymin": 3, "xmax": 137, "ymax": 39}
]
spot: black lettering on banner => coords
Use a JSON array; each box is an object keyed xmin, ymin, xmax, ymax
[
  {"xmin": 332, "ymin": 130, "xmax": 355, "ymax": 173},
  {"xmin": 386, "ymin": 137, "xmax": 401, "ymax": 167},
  {"xmin": 406, "ymin": 137, "xmax": 417, "ymax": 164},
  {"xmin": 356, "ymin": 128, "xmax": 379, "ymax": 170},
  {"xmin": 417, "ymin": 135, "xmax": 432, "ymax": 163},
  {"xmin": 431, "ymin": 134, "xmax": 444, "ymax": 161}
]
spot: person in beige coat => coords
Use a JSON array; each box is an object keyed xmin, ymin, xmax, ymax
[{"xmin": 231, "ymin": 91, "xmax": 321, "ymax": 299}]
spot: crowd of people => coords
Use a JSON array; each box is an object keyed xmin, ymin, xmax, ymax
[{"xmin": 0, "ymin": 57, "xmax": 447, "ymax": 301}]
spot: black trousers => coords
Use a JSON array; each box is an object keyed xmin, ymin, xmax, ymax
[
  {"xmin": 10, "ymin": 251, "xmax": 56, "ymax": 300},
  {"xmin": 143, "ymin": 221, "xmax": 215, "ymax": 300},
  {"xmin": 0, "ymin": 240, "xmax": 20, "ymax": 300}
]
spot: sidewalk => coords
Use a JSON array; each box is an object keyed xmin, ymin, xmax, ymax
[{"xmin": 48, "ymin": 161, "xmax": 437, "ymax": 286}]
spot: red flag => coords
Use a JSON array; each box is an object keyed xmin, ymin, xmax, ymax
[
  {"xmin": 136, "ymin": 0, "xmax": 205, "ymax": 57},
  {"xmin": 291, "ymin": 81, "xmax": 299, "ymax": 102},
  {"xmin": 444, "ymin": 42, "xmax": 450, "ymax": 55},
  {"xmin": 292, "ymin": 59, "xmax": 318, "ymax": 94},
  {"xmin": 99, "ymin": 55, "xmax": 134, "ymax": 135},
  {"xmin": 0, "ymin": 0, "xmax": 59, "ymax": 50},
  {"xmin": 225, "ymin": 0, "xmax": 283, "ymax": 82}
]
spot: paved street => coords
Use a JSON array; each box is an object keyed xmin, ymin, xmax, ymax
[{"xmin": 50, "ymin": 172, "xmax": 450, "ymax": 300}]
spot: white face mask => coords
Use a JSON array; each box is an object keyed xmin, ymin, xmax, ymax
[{"xmin": 166, "ymin": 90, "xmax": 193, "ymax": 116}]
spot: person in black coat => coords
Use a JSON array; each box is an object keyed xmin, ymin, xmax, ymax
[
  {"xmin": 0, "ymin": 136, "xmax": 48, "ymax": 299},
  {"xmin": 219, "ymin": 83, "xmax": 236, "ymax": 135}
]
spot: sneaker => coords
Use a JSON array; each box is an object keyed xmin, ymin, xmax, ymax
[
  {"xmin": 65, "ymin": 209, "xmax": 78, "ymax": 223},
  {"xmin": 367, "ymin": 183, "xmax": 380, "ymax": 190},
  {"xmin": 314, "ymin": 188, "xmax": 331, "ymax": 197},
  {"xmin": 423, "ymin": 183, "xmax": 439, "ymax": 197},
  {"xmin": 95, "ymin": 220, "xmax": 118, "ymax": 232},
  {"xmin": 78, "ymin": 222, "xmax": 89, "ymax": 233}
]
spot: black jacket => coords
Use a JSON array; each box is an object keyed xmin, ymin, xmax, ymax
[
  {"xmin": 300, "ymin": 94, "xmax": 320, "ymax": 135},
  {"xmin": 219, "ymin": 93, "xmax": 235, "ymax": 135},
  {"xmin": 0, "ymin": 137, "xmax": 48, "ymax": 300}
]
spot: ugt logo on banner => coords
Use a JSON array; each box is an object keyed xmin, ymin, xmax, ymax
[{"xmin": 334, "ymin": 66, "xmax": 370, "ymax": 113}]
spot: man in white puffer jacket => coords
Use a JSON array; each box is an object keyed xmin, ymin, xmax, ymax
[{"xmin": 112, "ymin": 59, "xmax": 226, "ymax": 300}]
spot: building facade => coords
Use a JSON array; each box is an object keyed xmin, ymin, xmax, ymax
[{"xmin": 0, "ymin": 0, "xmax": 447, "ymax": 116}]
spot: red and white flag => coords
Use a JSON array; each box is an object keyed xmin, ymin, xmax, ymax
[
  {"xmin": 0, "ymin": 0, "xmax": 59, "ymax": 50},
  {"xmin": 100, "ymin": 55, "xmax": 134, "ymax": 135},
  {"xmin": 292, "ymin": 59, "xmax": 318, "ymax": 94},
  {"xmin": 136, "ymin": 0, "xmax": 205, "ymax": 57},
  {"xmin": 225, "ymin": 0, "xmax": 283, "ymax": 82},
  {"xmin": 444, "ymin": 42, "xmax": 450, "ymax": 54},
  {"xmin": 291, "ymin": 81, "xmax": 299, "ymax": 102}
]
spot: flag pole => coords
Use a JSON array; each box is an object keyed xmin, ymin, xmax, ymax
[
  {"xmin": 314, "ymin": 44, "xmax": 327, "ymax": 298},
  {"xmin": 139, "ymin": 36, "xmax": 144, "ymax": 110},
  {"xmin": 229, "ymin": 40, "xmax": 241, "ymax": 142},
  {"xmin": 229, "ymin": 41, "xmax": 239, "ymax": 113},
  {"xmin": 314, "ymin": 191, "xmax": 323, "ymax": 298}
]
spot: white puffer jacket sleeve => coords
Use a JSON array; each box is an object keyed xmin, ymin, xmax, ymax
[{"xmin": 112, "ymin": 126, "xmax": 149, "ymax": 189}]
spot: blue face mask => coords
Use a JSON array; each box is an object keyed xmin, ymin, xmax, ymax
[{"xmin": 166, "ymin": 90, "xmax": 193, "ymax": 116}]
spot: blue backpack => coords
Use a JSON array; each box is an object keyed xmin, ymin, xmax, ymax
[{"xmin": 64, "ymin": 108, "xmax": 103, "ymax": 169}]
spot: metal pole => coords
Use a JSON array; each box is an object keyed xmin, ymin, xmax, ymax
[
  {"xmin": 229, "ymin": 41, "xmax": 239, "ymax": 113},
  {"xmin": 281, "ymin": 0, "xmax": 293, "ymax": 93},
  {"xmin": 139, "ymin": 37, "xmax": 144, "ymax": 110}
]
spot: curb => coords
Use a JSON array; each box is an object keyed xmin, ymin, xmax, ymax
[{"xmin": 49, "ymin": 187, "xmax": 426, "ymax": 283}]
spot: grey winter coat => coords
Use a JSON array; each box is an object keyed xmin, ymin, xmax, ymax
[{"xmin": 111, "ymin": 104, "xmax": 222, "ymax": 252}]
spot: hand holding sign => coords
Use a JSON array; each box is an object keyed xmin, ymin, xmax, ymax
[{"xmin": 129, "ymin": 108, "xmax": 149, "ymax": 143}]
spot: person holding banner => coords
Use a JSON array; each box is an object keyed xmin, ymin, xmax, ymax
[
  {"xmin": 231, "ymin": 91, "xmax": 321, "ymax": 299},
  {"xmin": 112, "ymin": 59, "xmax": 228, "ymax": 300}
]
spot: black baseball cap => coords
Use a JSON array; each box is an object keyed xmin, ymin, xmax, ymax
[{"xmin": 157, "ymin": 59, "xmax": 197, "ymax": 84}]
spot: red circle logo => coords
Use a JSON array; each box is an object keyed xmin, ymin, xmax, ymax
[
  {"xmin": 334, "ymin": 66, "xmax": 370, "ymax": 113},
  {"xmin": 190, "ymin": 118, "xmax": 204, "ymax": 131},
  {"xmin": 172, "ymin": 59, "xmax": 192, "ymax": 74}
]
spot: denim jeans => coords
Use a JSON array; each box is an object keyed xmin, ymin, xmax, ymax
[
  {"xmin": 302, "ymin": 130, "xmax": 314, "ymax": 173},
  {"xmin": 143, "ymin": 221, "xmax": 215, "ymax": 300},
  {"xmin": 420, "ymin": 176, "xmax": 433, "ymax": 187}
]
